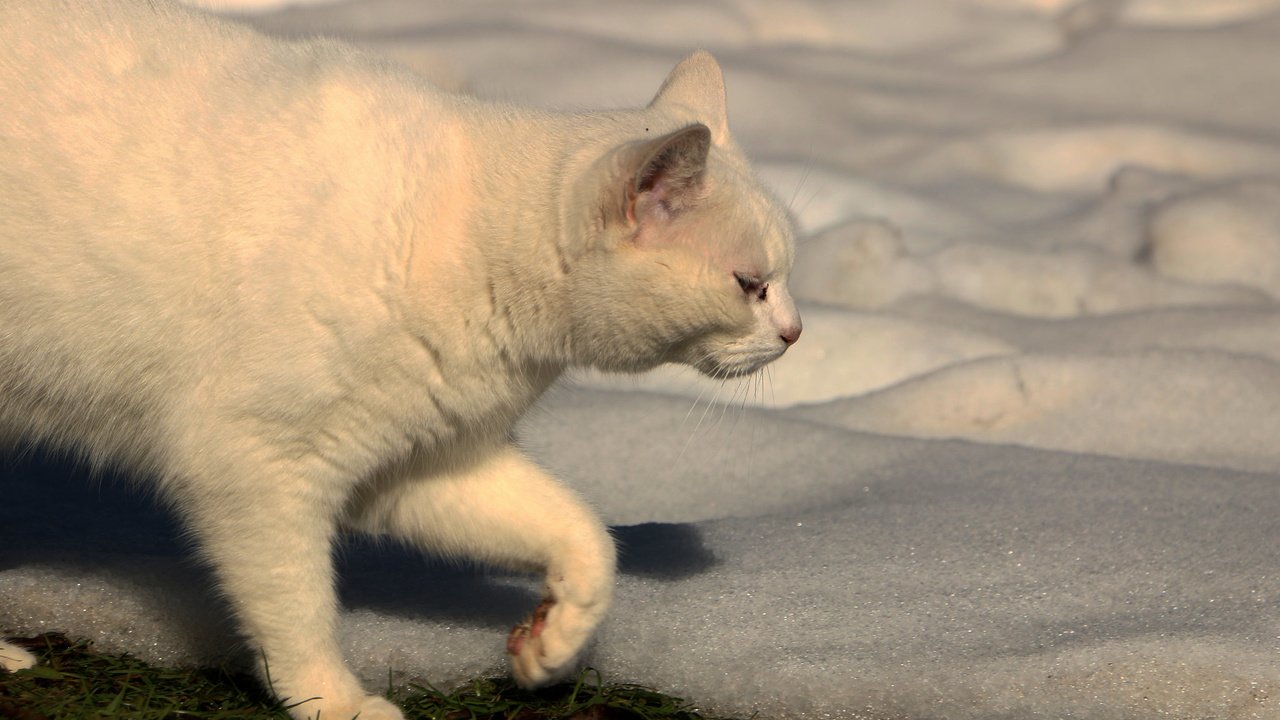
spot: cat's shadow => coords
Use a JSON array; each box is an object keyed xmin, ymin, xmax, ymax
[{"xmin": 1, "ymin": 453, "xmax": 716, "ymax": 634}]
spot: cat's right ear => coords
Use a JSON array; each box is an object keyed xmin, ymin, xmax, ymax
[
  {"xmin": 649, "ymin": 51, "xmax": 730, "ymax": 147},
  {"xmin": 619, "ymin": 124, "xmax": 711, "ymax": 232}
]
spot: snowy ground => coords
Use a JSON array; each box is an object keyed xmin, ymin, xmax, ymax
[{"xmin": 5, "ymin": 1, "xmax": 1280, "ymax": 718}]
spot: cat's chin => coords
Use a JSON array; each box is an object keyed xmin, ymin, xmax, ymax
[
  {"xmin": 699, "ymin": 364, "xmax": 764, "ymax": 380},
  {"xmin": 686, "ymin": 348, "xmax": 786, "ymax": 380}
]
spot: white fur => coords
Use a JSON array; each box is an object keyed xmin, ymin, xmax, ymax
[
  {"xmin": 0, "ymin": 640, "xmax": 37, "ymax": 673},
  {"xmin": 0, "ymin": 1, "xmax": 800, "ymax": 718}
]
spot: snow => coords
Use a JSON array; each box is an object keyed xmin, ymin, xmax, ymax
[{"xmin": 5, "ymin": 1, "xmax": 1280, "ymax": 718}]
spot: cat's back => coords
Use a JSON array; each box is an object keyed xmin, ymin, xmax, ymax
[
  {"xmin": 0, "ymin": 0, "xmax": 460, "ymax": 461},
  {"xmin": 4, "ymin": 0, "xmax": 283, "ymax": 261},
  {"xmin": 2, "ymin": 0, "xmax": 259, "ymax": 138},
  {"xmin": 0, "ymin": 0, "xmax": 389, "ymax": 202},
  {"xmin": 0, "ymin": 0, "xmax": 442, "ymax": 319}
]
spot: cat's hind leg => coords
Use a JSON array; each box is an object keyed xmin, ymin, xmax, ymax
[
  {"xmin": 0, "ymin": 639, "xmax": 36, "ymax": 672},
  {"xmin": 347, "ymin": 445, "xmax": 616, "ymax": 688}
]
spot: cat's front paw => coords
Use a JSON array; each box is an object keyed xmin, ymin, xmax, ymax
[
  {"xmin": 0, "ymin": 640, "xmax": 37, "ymax": 673},
  {"xmin": 289, "ymin": 693, "xmax": 403, "ymax": 720},
  {"xmin": 506, "ymin": 595, "xmax": 604, "ymax": 688},
  {"xmin": 349, "ymin": 695, "xmax": 404, "ymax": 720}
]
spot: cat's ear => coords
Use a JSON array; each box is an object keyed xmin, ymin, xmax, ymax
[
  {"xmin": 622, "ymin": 123, "xmax": 711, "ymax": 229},
  {"xmin": 649, "ymin": 51, "xmax": 730, "ymax": 146}
]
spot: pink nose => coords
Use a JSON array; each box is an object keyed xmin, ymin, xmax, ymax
[{"xmin": 780, "ymin": 325, "xmax": 801, "ymax": 346}]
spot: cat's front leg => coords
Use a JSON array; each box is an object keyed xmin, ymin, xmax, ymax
[
  {"xmin": 174, "ymin": 461, "xmax": 404, "ymax": 720},
  {"xmin": 348, "ymin": 445, "xmax": 616, "ymax": 687}
]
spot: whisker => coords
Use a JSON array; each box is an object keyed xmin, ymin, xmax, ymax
[
  {"xmin": 787, "ymin": 155, "xmax": 814, "ymax": 216},
  {"xmin": 746, "ymin": 372, "xmax": 762, "ymax": 486},
  {"xmin": 727, "ymin": 370, "xmax": 757, "ymax": 436},
  {"xmin": 766, "ymin": 365, "xmax": 777, "ymax": 409},
  {"xmin": 714, "ymin": 375, "xmax": 741, "ymax": 432},
  {"xmin": 681, "ymin": 354, "xmax": 717, "ymax": 428},
  {"xmin": 788, "ymin": 158, "xmax": 828, "ymax": 238},
  {"xmin": 681, "ymin": 358, "xmax": 731, "ymax": 458},
  {"xmin": 678, "ymin": 352, "xmax": 724, "ymax": 460}
]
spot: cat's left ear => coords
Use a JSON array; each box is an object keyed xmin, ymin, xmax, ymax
[
  {"xmin": 622, "ymin": 123, "xmax": 711, "ymax": 229},
  {"xmin": 649, "ymin": 51, "xmax": 730, "ymax": 146}
]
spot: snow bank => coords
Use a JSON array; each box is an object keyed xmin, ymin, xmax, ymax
[
  {"xmin": 794, "ymin": 350, "xmax": 1280, "ymax": 473},
  {"xmin": 795, "ymin": 224, "xmax": 1266, "ymax": 317},
  {"xmin": 1147, "ymin": 180, "xmax": 1280, "ymax": 297}
]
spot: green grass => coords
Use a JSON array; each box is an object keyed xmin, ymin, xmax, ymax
[{"xmin": 0, "ymin": 634, "xmax": 741, "ymax": 720}]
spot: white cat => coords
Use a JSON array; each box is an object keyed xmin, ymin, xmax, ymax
[{"xmin": 0, "ymin": 1, "xmax": 801, "ymax": 718}]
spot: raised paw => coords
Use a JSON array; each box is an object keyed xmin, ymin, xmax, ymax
[
  {"xmin": 0, "ymin": 640, "xmax": 36, "ymax": 673},
  {"xmin": 506, "ymin": 594, "xmax": 606, "ymax": 688},
  {"xmin": 507, "ymin": 597, "xmax": 554, "ymax": 657}
]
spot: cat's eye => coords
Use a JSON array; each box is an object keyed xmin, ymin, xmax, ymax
[{"xmin": 734, "ymin": 273, "xmax": 767, "ymax": 300}]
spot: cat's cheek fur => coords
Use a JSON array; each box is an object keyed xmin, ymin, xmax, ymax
[{"xmin": 567, "ymin": 248, "xmax": 744, "ymax": 373}]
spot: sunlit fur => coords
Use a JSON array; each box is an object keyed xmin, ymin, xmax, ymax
[{"xmin": 0, "ymin": 1, "xmax": 800, "ymax": 718}]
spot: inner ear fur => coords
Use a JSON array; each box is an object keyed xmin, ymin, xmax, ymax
[{"xmin": 624, "ymin": 124, "xmax": 711, "ymax": 225}]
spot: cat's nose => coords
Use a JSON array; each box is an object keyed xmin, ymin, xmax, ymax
[{"xmin": 780, "ymin": 325, "xmax": 801, "ymax": 347}]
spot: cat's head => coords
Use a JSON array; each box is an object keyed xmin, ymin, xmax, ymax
[{"xmin": 567, "ymin": 51, "xmax": 801, "ymax": 379}]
